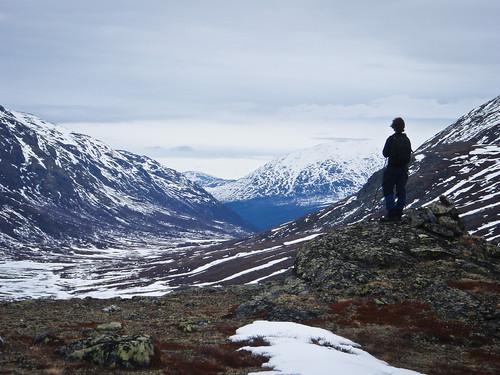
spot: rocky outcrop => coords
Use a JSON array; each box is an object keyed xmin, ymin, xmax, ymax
[
  {"xmin": 409, "ymin": 196, "xmax": 466, "ymax": 238},
  {"xmin": 57, "ymin": 334, "xmax": 155, "ymax": 369},
  {"xmin": 293, "ymin": 197, "xmax": 499, "ymax": 335}
]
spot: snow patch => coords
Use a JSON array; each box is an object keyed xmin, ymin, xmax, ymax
[{"xmin": 230, "ymin": 321, "xmax": 422, "ymax": 375}]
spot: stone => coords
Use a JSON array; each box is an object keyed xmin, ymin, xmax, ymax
[
  {"xmin": 409, "ymin": 208, "xmax": 437, "ymax": 228},
  {"xmin": 103, "ymin": 305, "xmax": 122, "ymax": 312},
  {"xmin": 178, "ymin": 319, "xmax": 209, "ymax": 333},
  {"xmin": 33, "ymin": 332, "xmax": 60, "ymax": 345},
  {"xmin": 236, "ymin": 299, "xmax": 274, "ymax": 319},
  {"xmin": 417, "ymin": 234, "xmax": 434, "ymax": 244},
  {"xmin": 57, "ymin": 334, "xmax": 154, "ymax": 369},
  {"xmin": 410, "ymin": 247, "xmax": 459, "ymax": 259},
  {"xmin": 236, "ymin": 298, "xmax": 324, "ymax": 322},
  {"xmin": 97, "ymin": 322, "xmax": 122, "ymax": 331}
]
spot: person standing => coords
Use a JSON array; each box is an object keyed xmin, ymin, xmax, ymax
[{"xmin": 381, "ymin": 117, "xmax": 412, "ymax": 221}]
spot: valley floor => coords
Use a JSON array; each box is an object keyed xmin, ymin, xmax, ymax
[{"xmin": 0, "ymin": 282, "xmax": 498, "ymax": 374}]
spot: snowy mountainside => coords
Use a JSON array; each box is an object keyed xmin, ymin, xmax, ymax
[
  {"xmin": 0, "ymin": 106, "xmax": 253, "ymax": 253},
  {"xmin": 210, "ymin": 142, "xmax": 384, "ymax": 203},
  {"xmin": 421, "ymin": 96, "xmax": 500, "ymax": 147},
  {"xmin": 204, "ymin": 142, "xmax": 384, "ymax": 230}
]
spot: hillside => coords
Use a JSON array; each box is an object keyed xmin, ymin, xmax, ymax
[{"xmin": 0, "ymin": 106, "xmax": 253, "ymax": 253}]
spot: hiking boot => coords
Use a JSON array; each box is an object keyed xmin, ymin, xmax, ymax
[{"xmin": 380, "ymin": 209, "xmax": 400, "ymax": 222}]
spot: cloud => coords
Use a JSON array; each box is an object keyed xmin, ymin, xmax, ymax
[
  {"xmin": 1, "ymin": 1, "xmax": 498, "ymax": 178},
  {"xmin": 277, "ymin": 96, "xmax": 489, "ymax": 121},
  {"xmin": 2, "ymin": 1, "xmax": 499, "ymax": 114},
  {"xmin": 62, "ymin": 95, "xmax": 480, "ymax": 158},
  {"xmin": 168, "ymin": 146, "xmax": 194, "ymax": 153},
  {"xmin": 313, "ymin": 137, "xmax": 372, "ymax": 142}
]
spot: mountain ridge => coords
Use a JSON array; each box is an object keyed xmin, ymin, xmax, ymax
[{"xmin": 0, "ymin": 106, "xmax": 253, "ymax": 252}]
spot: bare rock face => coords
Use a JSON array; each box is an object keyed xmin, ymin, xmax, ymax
[
  {"xmin": 57, "ymin": 334, "xmax": 155, "ymax": 369},
  {"xmin": 293, "ymin": 197, "xmax": 500, "ymax": 336}
]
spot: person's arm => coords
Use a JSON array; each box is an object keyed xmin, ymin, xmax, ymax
[{"xmin": 382, "ymin": 136, "xmax": 393, "ymax": 158}]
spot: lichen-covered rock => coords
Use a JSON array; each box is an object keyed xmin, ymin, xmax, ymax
[
  {"xmin": 57, "ymin": 334, "xmax": 154, "ymax": 369},
  {"xmin": 409, "ymin": 196, "xmax": 466, "ymax": 237},
  {"xmin": 235, "ymin": 297, "xmax": 324, "ymax": 322},
  {"xmin": 410, "ymin": 246, "xmax": 460, "ymax": 259},
  {"xmin": 97, "ymin": 322, "xmax": 122, "ymax": 331},
  {"xmin": 33, "ymin": 332, "xmax": 61, "ymax": 346}
]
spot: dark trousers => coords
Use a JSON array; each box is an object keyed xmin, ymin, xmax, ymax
[{"xmin": 382, "ymin": 165, "xmax": 408, "ymax": 211}]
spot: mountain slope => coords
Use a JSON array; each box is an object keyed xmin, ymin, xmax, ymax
[
  {"xmin": 0, "ymin": 106, "xmax": 253, "ymax": 253},
  {"xmin": 204, "ymin": 142, "xmax": 385, "ymax": 230}
]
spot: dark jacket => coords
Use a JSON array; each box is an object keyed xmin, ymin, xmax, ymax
[{"xmin": 383, "ymin": 132, "xmax": 412, "ymax": 166}]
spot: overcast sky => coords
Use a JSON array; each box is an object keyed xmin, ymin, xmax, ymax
[{"xmin": 1, "ymin": 1, "xmax": 499, "ymax": 178}]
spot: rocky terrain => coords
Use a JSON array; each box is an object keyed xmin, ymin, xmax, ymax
[{"xmin": 1, "ymin": 198, "xmax": 498, "ymax": 374}]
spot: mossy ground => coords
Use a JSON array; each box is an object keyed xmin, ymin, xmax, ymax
[{"xmin": 1, "ymin": 282, "xmax": 499, "ymax": 374}]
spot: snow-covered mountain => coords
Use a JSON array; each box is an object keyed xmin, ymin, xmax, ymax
[
  {"xmin": 203, "ymin": 142, "xmax": 385, "ymax": 230},
  {"xmin": 0, "ymin": 106, "xmax": 253, "ymax": 253}
]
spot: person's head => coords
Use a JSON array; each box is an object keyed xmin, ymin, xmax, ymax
[{"xmin": 391, "ymin": 117, "xmax": 405, "ymax": 133}]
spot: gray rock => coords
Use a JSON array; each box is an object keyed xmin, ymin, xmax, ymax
[
  {"xmin": 410, "ymin": 246, "xmax": 460, "ymax": 259},
  {"xmin": 103, "ymin": 305, "xmax": 122, "ymax": 312},
  {"xmin": 236, "ymin": 298, "xmax": 323, "ymax": 322},
  {"xmin": 57, "ymin": 334, "xmax": 155, "ymax": 369},
  {"xmin": 33, "ymin": 332, "xmax": 60, "ymax": 345}
]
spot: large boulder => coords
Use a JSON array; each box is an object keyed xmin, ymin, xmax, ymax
[{"xmin": 57, "ymin": 334, "xmax": 155, "ymax": 369}]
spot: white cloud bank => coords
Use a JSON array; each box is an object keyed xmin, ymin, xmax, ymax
[
  {"xmin": 1, "ymin": 1, "xmax": 498, "ymax": 178},
  {"xmin": 62, "ymin": 95, "xmax": 487, "ymax": 178}
]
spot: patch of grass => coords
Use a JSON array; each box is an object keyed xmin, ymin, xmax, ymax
[
  {"xmin": 447, "ymin": 279, "xmax": 500, "ymax": 293},
  {"xmin": 328, "ymin": 299, "xmax": 471, "ymax": 343}
]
